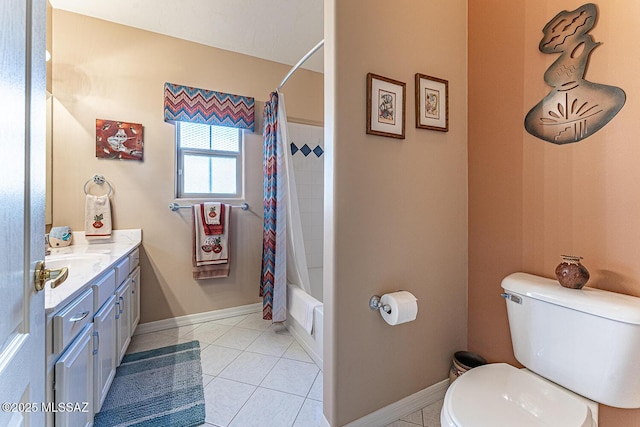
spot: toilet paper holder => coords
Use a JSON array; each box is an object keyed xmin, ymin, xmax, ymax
[{"xmin": 369, "ymin": 295, "xmax": 392, "ymax": 314}]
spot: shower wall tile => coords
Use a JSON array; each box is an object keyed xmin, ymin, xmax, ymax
[{"xmin": 289, "ymin": 123, "xmax": 324, "ymax": 271}]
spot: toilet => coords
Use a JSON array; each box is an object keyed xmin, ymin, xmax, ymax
[{"xmin": 441, "ymin": 272, "xmax": 640, "ymax": 426}]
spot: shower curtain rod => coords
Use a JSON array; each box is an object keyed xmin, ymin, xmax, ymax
[{"xmin": 277, "ymin": 39, "xmax": 324, "ymax": 90}]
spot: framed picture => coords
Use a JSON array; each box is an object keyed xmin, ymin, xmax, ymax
[
  {"xmin": 96, "ymin": 119, "xmax": 144, "ymax": 160},
  {"xmin": 366, "ymin": 73, "xmax": 406, "ymax": 139},
  {"xmin": 415, "ymin": 73, "xmax": 449, "ymax": 132}
]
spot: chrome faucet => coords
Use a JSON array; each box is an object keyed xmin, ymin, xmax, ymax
[{"xmin": 45, "ymin": 234, "xmax": 51, "ymax": 256}]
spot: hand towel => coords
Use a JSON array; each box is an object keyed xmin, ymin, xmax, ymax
[
  {"xmin": 85, "ymin": 194, "xmax": 112, "ymax": 240},
  {"xmin": 203, "ymin": 202, "xmax": 222, "ymax": 225},
  {"xmin": 287, "ymin": 284, "xmax": 322, "ymax": 334},
  {"xmin": 200, "ymin": 203, "xmax": 225, "ymax": 235},
  {"xmin": 193, "ymin": 204, "xmax": 231, "ymax": 279}
]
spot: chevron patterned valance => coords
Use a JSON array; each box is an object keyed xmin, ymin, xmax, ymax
[{"xmin": 163, "ymin": 82, "xmax": 255, "ymax": 131}]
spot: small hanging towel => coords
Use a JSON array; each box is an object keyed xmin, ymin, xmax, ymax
[
  {"xmin": 200, "ymin": 203, "xmax": 225, "ymax": 235},
  {"xmin": 85, "ymin": 194, "xmax": 112, "ymax": 240},
  {"xmin": 192, "ymin": 204, "xmax": 232, "ymax": 279},
  {"xmin": 203, "ymin": 202, "xmax": 222, "ymax": 226}
]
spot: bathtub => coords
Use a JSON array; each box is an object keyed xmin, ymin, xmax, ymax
[{"xmin": 285, "ymin": 284, "xmax": 323, "ymax": 369}]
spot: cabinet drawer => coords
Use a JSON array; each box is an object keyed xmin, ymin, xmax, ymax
[
  {"xmin": 53, "ymin": 288, "xmax": 94, "ymax": 354},
  {"xmin": 92, "ymin": 269, "xmax": 116, "ymax": 312},
  {"xmin": 114, "ymin": 257, "xmax": 130, "ymax": 287},
  {"xmin": 128, "ymin": 248, "xmax": 140, "ymax": 272}
]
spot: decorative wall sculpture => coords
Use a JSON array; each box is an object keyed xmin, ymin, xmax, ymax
[{"xmin": 524, "ymin": 3, "xmax": 625, "ymax": 144}]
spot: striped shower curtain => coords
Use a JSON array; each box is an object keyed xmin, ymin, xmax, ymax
[{"xmin": 260, "ymin": 92, "xmax": 287, "ymax": 321}]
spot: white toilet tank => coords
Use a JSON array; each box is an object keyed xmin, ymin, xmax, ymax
[{"xmin": 502, "ymin": 272, "xmax": 640, "ymax": 408}]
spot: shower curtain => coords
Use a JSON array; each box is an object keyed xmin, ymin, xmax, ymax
[{"xmin": 260, "ymin": 90, "xmax": 311, "ymax": 321}]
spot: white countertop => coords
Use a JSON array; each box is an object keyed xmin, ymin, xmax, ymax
[{"xmin": 45, "ymin": 229, "xmax": 142, "ymax": 313}]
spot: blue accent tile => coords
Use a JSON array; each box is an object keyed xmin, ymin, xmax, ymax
[
  {"xmin": 300, "ymin": 144, "xmax": 312, "ymax": 156},
  {"xmin": 312, "ymin": 145, "xmax": 324, "ymax": 157},
  {"xmin": 290, "ymin": 142, "xmax": 299, "ymax": 155}
]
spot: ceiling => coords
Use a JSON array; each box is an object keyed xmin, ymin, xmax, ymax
[{"xmin": 48, "ymin": 0, "xmax": 324, "ymax": 73}]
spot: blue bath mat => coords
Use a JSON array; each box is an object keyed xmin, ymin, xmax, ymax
[{"xmin": 94, "ymin": 340, "xmax": 206, "ymax": 427}]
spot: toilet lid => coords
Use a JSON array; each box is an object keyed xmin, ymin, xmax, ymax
[{"xmin": 443, "ymin": 363, "xmax": 594, "ymax": 427}]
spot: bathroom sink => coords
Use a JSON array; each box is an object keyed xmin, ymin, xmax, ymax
[
  {"xmin": 45, "ymin": 253, "xmax": 111, "ymax": 278},
  {"xmin": 46, "ymin": 253, "xmax": 109, "ymax": 261}
]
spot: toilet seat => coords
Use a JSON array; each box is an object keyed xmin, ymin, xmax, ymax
[{"xmin": 441, "ymin": 363, "xmax": 596, "ymax": 427}]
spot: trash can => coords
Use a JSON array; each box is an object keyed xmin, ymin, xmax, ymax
[{"xmin": 449, "ymin": 351, "xmax": 487, "ymax": 382}]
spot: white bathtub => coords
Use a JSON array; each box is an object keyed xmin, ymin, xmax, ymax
[{"xmin": 285, "ymin": 288, "xmax": 323, "ymax": 369}]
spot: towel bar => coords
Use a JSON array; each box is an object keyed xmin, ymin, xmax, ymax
[{"xmin": 168, "ymin": 202, "xmax": 249, "ymax": 212}]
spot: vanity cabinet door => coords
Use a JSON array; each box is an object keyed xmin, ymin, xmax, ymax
[
  {"xmin": 130, "ymin": 266, "xmax": 140, "ymax": 335},
  {"xmin": 93, "ymin": 295, "xmax": 117, "ymax": 413},
  {"xmin": 115, "ymin": 278, "xmax": 132, "ymax": 365},
  {"xmin": 54, "ymin": 323, "xmax": 94, "ymax": 427}
]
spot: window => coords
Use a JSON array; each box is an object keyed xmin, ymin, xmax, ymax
[{"xmin": 176, "ymin": 122, "xmax": 243, "ymax": 198}]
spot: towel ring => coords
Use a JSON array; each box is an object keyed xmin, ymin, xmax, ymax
[{"xmin": 84, "ymin": 174, "xmax": 113, "ymax": 196}]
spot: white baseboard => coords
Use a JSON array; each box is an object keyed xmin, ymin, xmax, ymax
[
  {"xmin": 134, "ymin": 302, "xmax": 262, "ymax": 335},
  {"xmin": 343, "ymin": 379, "xmax": 449, "ymax": 427}
]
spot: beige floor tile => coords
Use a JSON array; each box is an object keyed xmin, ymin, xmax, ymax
[
  {"xmin": 218, "ymin": 351, "xmax": 279, "ymax": 386},
  {"xmin": 401, "ymin": 408, "xmax": 424, "ymax": 425},
  {"xmin": 213, "ymin": 326, "xmax": 262, "ymax": 350},
  {"xmin": 422, "ymin": 399, "xmax": 443, "ymax": 427}
]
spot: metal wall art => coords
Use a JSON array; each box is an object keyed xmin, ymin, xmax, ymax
[{"xmin": 524, "ymin": 3, "xmax": 625, "ymax": 144}]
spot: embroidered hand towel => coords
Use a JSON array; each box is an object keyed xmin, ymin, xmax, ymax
[
  {"xmin": 193, "ymin": 204, "xmax": 231, "ymax": 279},
  {"xmin": 203, "ymin": 202, "xmax": 222, "ymax": 225},
  {"xmin": 85, "ymin": 194, "xmax": 112, "ymax": 240},
  {"xmin": 200, "ymin": 203, "xmax": 225, "ymax": 235}
]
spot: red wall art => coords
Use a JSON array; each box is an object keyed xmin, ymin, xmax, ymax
[{"xmin": 96, "ymin": 119, "xmax": 144, "ymax": 160}]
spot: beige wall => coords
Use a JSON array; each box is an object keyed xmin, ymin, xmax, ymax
[
  {"xmin": 50, "ymin": 10, "xmax": 323, "ymax": 323},
  {"xmin": 326, "ymin": 1, "xmax": 468, "ymax": 424},
  {"xmin": 46, "ymin": 1, "xmax": 52, "ymax": 93},
  {"xmin": 469, "ymin": 1, "xmax": 640, "ymax": 425}
]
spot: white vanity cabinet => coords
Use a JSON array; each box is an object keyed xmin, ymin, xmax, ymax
[
  {"xmin": 54, "ymin": 323, "xmax": 94, "ymax": 427},
  {"xmin": 115, "ymin": 278, "xmax": 132, "ymax": 365},
  {"xmin": 51, "ymin": 288, "xmax": 95, "ymax": 427},
  {"xmin": 130, "ymin": 267, "xmax": 140, "ymax": 332},
  {"xmin": 129, "ymin": 248, "xmax": 140, "ymax": 333},
  {"xmin": 93, "ymin": 295, "xmax": 117, "ymax": 413},
  {"xmin": 45, "ymin": 230, "xmax": 142, "ymax": 426}
]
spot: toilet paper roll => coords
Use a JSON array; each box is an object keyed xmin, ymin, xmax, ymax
[{"xmin": 380, "ymin": 291, "xmax": 418, "ymax": 325}]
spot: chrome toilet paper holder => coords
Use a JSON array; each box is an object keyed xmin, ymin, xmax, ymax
[{"xmin": 369, "ymin": 295, "xmax": 392, "ymax": 314}]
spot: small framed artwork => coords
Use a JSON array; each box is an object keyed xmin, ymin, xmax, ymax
[
  {"xmin": 415, "ymin": 73, "xmax": 449, "ymax": 132},
  {"xmin": 96, "ymin": 119, "xmax": 144, "ymax": 161},
  {"xmin": 366, "ymin": 73, "xmax": 406, "ymax": 139}
]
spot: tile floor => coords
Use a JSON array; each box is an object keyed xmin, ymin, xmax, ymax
[
  {"xmin": 384, "ymin": 400, "xmax": 443, "ymax": 427},
  {"xmin": 127, "ymin": 312, "xmax": 443, "ymax": 427}
]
